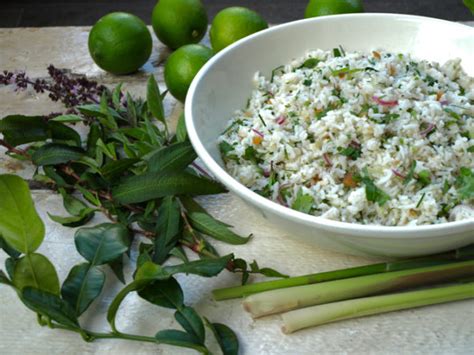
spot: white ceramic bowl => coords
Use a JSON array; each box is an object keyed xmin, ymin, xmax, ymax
[{"xmin": 185, "ymin": 14, "xmax": 474, "ymax": 257}]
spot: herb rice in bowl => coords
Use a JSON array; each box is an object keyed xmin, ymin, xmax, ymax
[
  {"xmin": 218, "ymin": 48, "xmax": 473, "ymax": 226},
  {"xmin": 185, "ymin": 14, "xmax": 474, "ymax": 256}
]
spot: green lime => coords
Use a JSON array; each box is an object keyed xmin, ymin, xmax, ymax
[
  {"xmin": 164, "ymin": 44, "xmax": 213, "ymax": 102},
  {"xmin": 152, "ymin": 0, "xmax": 208, "ymax": 49},
  {"xmin": 210, "ymin": 7, "xmax": 268, "ymax": 53},
  {"xmin": 88, "ymin": 12, "xmax": 152, "ymax": 75},
  {"xmin": 304, "ymin": 0, "xmax": 364, "ymax": 18}
]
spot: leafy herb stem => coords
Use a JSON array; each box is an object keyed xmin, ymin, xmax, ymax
[
  {"xmin": 0, "ymin": 139, "xmax": 31, "ymax": 158},
  {"xmin": 47, "ymin": 322, "xmax": 158, "ymax": 344}
]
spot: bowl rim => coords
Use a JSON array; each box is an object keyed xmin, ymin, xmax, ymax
[{"xmin": 185, "ymin": 13, "xmax": 474, "ymax": 237}]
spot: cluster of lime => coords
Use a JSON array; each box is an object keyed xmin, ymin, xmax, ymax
[{"xmin": 88, "ymin": 0, "xmax": 363, "ymax": 102}]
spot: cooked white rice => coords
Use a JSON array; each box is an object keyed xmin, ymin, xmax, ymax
[{"xmin": 218, "ymin": 48, "xmax": 474, "ymax": 226}]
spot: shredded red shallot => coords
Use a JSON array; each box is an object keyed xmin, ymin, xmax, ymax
[
  {"xmin": 252, "ymin": 128, "xmax": 264, "ymax": 137},
  {"xmin": 420, "ymin": 123, "xmax": 436, "ymax": 137},
  {"xmin": 323, "ymin": 153, "xmax": 332, "ymax": 167},
  {"xmin": 372, "ymin": 96, "xmax": 398, "ymax": 106},
  {"xmin": 276, "ymin": 115, "xmax": 286, "ymax": 125},
  {"xmin": 391, "ymin": 169, "xmax": 406, "ymax": 179}
]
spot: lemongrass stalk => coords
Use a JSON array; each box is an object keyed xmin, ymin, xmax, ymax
[
  {"xmin": 214, "ymin": 244, "xmax": 474, "ymax": 301},
  {"xmin": 281, "ymin": 281, "xmax": 474, "ymax": 333},
  {"xmin": 242, "ymin": 260, "xmax": 474, "ymax": 318}
]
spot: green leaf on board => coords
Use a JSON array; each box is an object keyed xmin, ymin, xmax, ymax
[
  {"xmin": 13, "ymin": 253, "xmax": 60, "ymax": 294},
  {"xmin": 187, "ymin": 212, "xmax": 250, "ymax": 245},
  {"xmin": 0, "ymin": 115, "xmax": 48, "ymax": 146},
  {"xmin": 74, "ymin": 223, "xmax": 130, "ymax": 266},
  {"xmin": 176, "ymin": 113, "xmax": 188, "ymax": 142},
  {"xmin": 175, "ymin": 306, "xmax": 205, "ymax": 343},
  {"xmin": 0, "ymin": 270, "xmax": 12, "ymax": 286},
  {"xmin": 48, "ymin": 188, "xmax": 95, "ymax": 227},
  {"xmin": 112, "ymin": 172, "xmax": 226, "ymax": 204},
  {"xmin": 147, "ymin": 141, "xmax": 197, "ymax": 173},
  {"xmin": 153, "ymin": 196, "xmax": 181, "ymax": 264},
  {"xmin": 108, "ymin": 255, "xmax": 126, "ymax": 284},
  {"xmin": 101, "ymin": 158, "xmax": 139, "ymax": 180},
  {"xmin": 0, "ymin": 236, "xmax": 21, "ymax": 259},
  {"xmin": 464, "ymin": 0, "xmax": 474, "ymax": 14},
  {"xmin": 0, "ymin": 174, "xmax": 45, "ymax": 254},
  {"xmin": 48, "ymin": 121, "xmax": 81, "ymax": 146},
  {"xmin": 137, "ymin": 277, "xmax": 184, "ymax": 309},
  {"xmin": 21, "ymin": 287, "xmax": 79, "ymax": 328},
  {"xmin": 147, "ymin": 75, "xmax": 166, "ymax": 128},
  {"xmin": 204, "ymin": 318, "xmax": 239, "ymax": 355},
  {"xmin": 61, "ymin": 262, "xmax": 105, "ymax": 316},
  {"xmin": 32, "ymin": 143, "xmax": 84, "ymax": 166},
  {"xmin": 50, "ymin": 114, "xmax": 83, "ymax": 123}
]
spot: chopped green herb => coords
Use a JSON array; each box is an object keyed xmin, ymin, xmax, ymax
[
  {"xmin": 298, "ymin": 58, "xmax": 320, "ymax": 69},
  {"xmin": 456, "ymin": 167, "xmax": 474, "ymax": 200},
  {"xmin": 425, "ymin": 75, "xmax": 438, "ymax": 86},
  {"xmin": 303, "ymin": 79, "xmax": 312, "ymax": 86},
  {"xmin": 291, "ymin": 188, "xmax": 314, "ymax": 214},
  {"xmin": 443, "ymin": 108, "xmax": 460, "ymax": 120},
  {"xmin": 219, "ymin": 141, "xmax": 234, "ymax": 155},
  {"xmin": 404, "ymin": 161, "xmax": 417, "ymax": 185},
  {"xmin": 258, "ymin": 113, "xmax": 267, "ymax": 127},
  {"xmin": 468, "ymin": 146, "xmax": 474, "ymax": 153},
  {"xmin": 360, "ymin": 168, "xmax": 391, "ymax": 206},
  {"xmin": 437, "ymin": 203, "xmax": 452, "ymax": 218},
  {"xmin": 417, "ymin": 170, "xmax": 431, "ymax": 187},
  {"xmin": 442, "ymin": 180, "xmax": 451, "ymax": 194},
  {"xmin": 243, "ymin": 146, "xmax": 259, "ymax": 162},
  {"xmin": 416, "ymin": 193, "xmax": 426, "ymax": 208},
  {"xmin": 338, "ymin": 145, "xmax": 361, "ymax": 160},
  {"xmin": 379, "ymin": 113, "xmax": 400, "ymax": 124},
  {"xmin": 459, "ymin": 86, "xmax": 466, "ymax": 95},
  {"xmin": 271, "ymin": 65, "xmax": 285, "ymax": 82},
  {"xmin": 333, "ymin": 47, "xmax": 342, "ymax": 57},
  {"xmin": 338, "ymin": 45, "xmax": 346, "ymax": 56}
]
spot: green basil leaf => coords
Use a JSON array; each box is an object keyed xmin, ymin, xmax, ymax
[
  {"xmin": 0, "ymin": 236, "xmax": 21, "ymax": 259},
  {"xmin": 112, "ymin": 83, "xmax": 123, "ymax": 109},
  {"xmin": 32, "ymin": 143, "xmax": 84, "ymax": 166},
  {"xmin": 0, "ymin": 175, "xmax": 45, "ymax": 253},
  {"xmin": 153, "ymin": 196, "xmax": 181, "ymax": 264},
  {"xmin": 61, "ymin": 262, "xmax": 105, "ymax": 316},
  {"xmin": 101, "ymin": 158, "xmax": 139, "ymax": 180},
  {"xmin": 137, "ymin": 277, "xmax": 184, "ymax": 309},
  {"xmin": 298, "ymin": 57, "xmax": 320, "ymax": 69},
  {"xmin": 21, "ymin": 287, "xmax": 79, "ymax": 328},
  {"xmin": 74, "ymin": 223, "xmax": 130, "ymax": 265},
  {"xmin": 13, "ymin": 253, "xmax": 60, "ymax": 294},
  {"xmin": 456, "ymin": 167, "xmax": 474, "ymax": 200},
  {"xmin": 176, "ymin": 112, "xmax": 188, "ymax": 142},
  {"xmin": 155, "ymin": 330, "xmax": 206, "ymax": 352},
  {"xmin": 291, "ymin": 189, "xmax": 313, "ymax": 214},
  {"xmin": 147, "ymin": 141, "xmax": 197, "ymax": 173},
  {"xmin": 175, "ymin": 306, "xmax": 205, "ymax": 343},
  {"xmin": 50, "ymin": 114, "xmax": 83, "ymax": 123},
  {"xmin": 204, "ymin": 318, "xmax": 239, "ymax": 355},
  {"xmin": 0, "ymin": 115, "xmax": 48, "ymax": 146},
  {"xmin": 187, "ymin": 212, "xmax": 250, "ymax": 245},
  {"xmin": 48, "ymin": 121, "xmax": 82, "ymax": 146},
  {"xmin": 86, "ymin": 122, "xmax": 103, "ymax": 157},
  {"xmin": 112, "ymin": 172, "xmax": 226, "ymax": 204},
  {"xmin": 163, "ymin": 254, "xmax": 233, "ymax": 277},
  {"xmin": 147, "ymin": 75, "xmax": 166, "ymax": 128}
]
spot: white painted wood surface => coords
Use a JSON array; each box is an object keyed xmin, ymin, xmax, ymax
[{"xmin": 1, "ymin": 24, "xmax": 473, "ymax": 354}]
